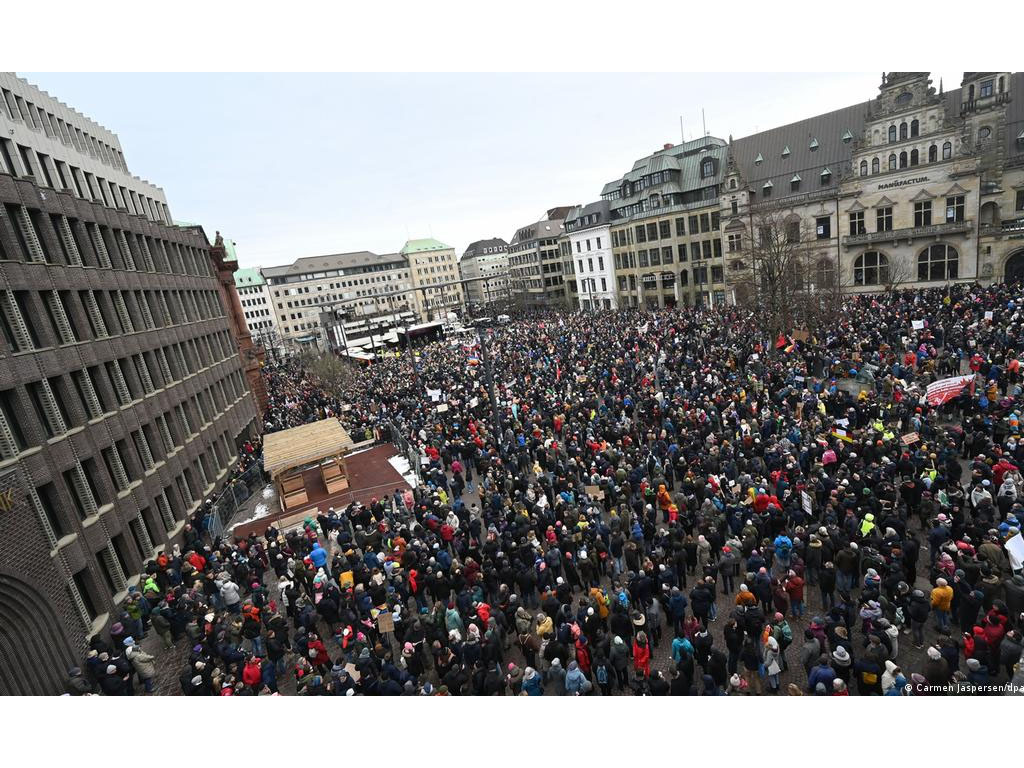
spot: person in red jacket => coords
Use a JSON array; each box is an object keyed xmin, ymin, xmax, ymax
[
  {"xmin": 242, "ymin": 657, "xmax": 262, "ymax": 690},
  {"xmin": 633, "ymin": 631, "xmax": 651, "ymax": 678},
  {"xmin": 784, "ymin": 570, "xmax": 806, "ymax": 618}
]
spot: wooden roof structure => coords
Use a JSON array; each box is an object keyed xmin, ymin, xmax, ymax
[{"xmin": 263, "ymin": 419, "xmax": 355, "ymax": 479}]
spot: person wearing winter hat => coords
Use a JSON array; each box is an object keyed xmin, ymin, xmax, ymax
[{"xmin": 930, "ymin": 578, "xmax": 953, "ymax": 632}]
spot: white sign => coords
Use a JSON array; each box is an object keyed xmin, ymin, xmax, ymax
[
  {"xmin": 426, "ymin": 388, "xmax": 442, "ymax": 402},
  {"xmin": 436, "ymin": 403, "xmax": 449, "ymax": 413},
  {"xmin": 911, "ymin": 320, "xmax": 925, "ymax": 330},
  {"xmin": 801, "ymin": 491, "xmax": 812, "ymax": 516},
  {"xmin": 1005, "ymin": 533, "xmax": 1024, "ymax": 572},
  {"xmin": 985, "ymin": 311, "xmax": 994, "ymax": 321},
  {"xmin": 469, "ymin": 397, "xmax": 479, "ymax": 408}
]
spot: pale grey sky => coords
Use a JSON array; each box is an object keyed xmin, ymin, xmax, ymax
[{"xmin": 23, "ymin": 72, "xmax": 962, "ymax": 268}]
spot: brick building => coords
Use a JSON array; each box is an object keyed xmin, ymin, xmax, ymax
[{"xmin": 0, "ymin": 76, "xmax": 258, "ymax": 694}]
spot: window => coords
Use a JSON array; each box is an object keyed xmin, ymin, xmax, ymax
[
  {"xmin": 889, "ymin": 154, "xmax": 897, "ymax": 170},
  {"xmin": 700, "ymin": 214, "xmax": 710, "ymax": 233},
  {"xmin": 876, "ymin": 207, "xmax": 893, "ymax": 232},
  {"xmin": 918, "ymin": 244, "xmax": 958, "ymax": 281},
  {"xmin": 675, "ymin": 218, "xmax": 686, "ymax": 236},
  {"xmin": 980, "ymin": 80, "xmax": 993, "ymax": 98},
  {"xmin": 659, "ymin": 221, "xmax": 671, "ymax": 239},
  {"xmin": 929, "ymin": 145, "xmax": 937, "ymax": 163},
  {"xmin": 978, "ymin": 126, "xmax": 992, "ymax": 140},
  {"xmin": 854, "ymin": 251, "xmax": 889, "ymax": 286},
  {"xmin": 0, "ymin": 388, "xmax": 28, "ymax": 452},
  {"xmin": 942, "ymin": 141, "xmax": 952, "ymax": 160},
  {"xmin": 635, "ymin": 225, "xmax": 646, "ymax": 243},
  {"xmin": 702, "ymin": 241, "xmax": 713, "ymax": 259},
  {"xmin": 816, "ymin": 216, "xmax": 831, "ymax": 239},
  {"xmin": 871, "ymin": 157, "xmax": 880, "ymax": 174},
  {"xmin": 731, "ymin": 200, "xmax": 738, "ymax": 215},
  {"xmin": 638, "ymin": 250, "xmax": 649, "ymax": 267},
  {"xmin": 820, "ymin": 168, "xmax": 832, "ymax": 185},
  {"xmin": 646, "ymin": 223, "xmax": 658, "ymax": 241},
  {"xmin": 910, "ymin": 149, "xmax": 919, "ymax": 166},
  {"xmin": 849, "ymin": 211, "xmax": 866, "ymax": 235},
  {"xmin": 762, "ymin": 182, "xmax": 772, "ymax": 197},
  {"xmin": 910, "ymin": 119, "xmax": 919, "ymax": 138},
  {"xmin": 1017, "ymin": 190, "xmax": 1024, "ymax": 212},
  {"xmin": 690, "ymin": 242, "xmax": 701, "ymax": 260},
  {"xmin": 688, "ymin": 215, "xmax": 699, "ymax": 234},
  {"xmin": 899, "ymin": 151, "xmax": 908, "ymax": 169},
  {"xmin": 914, "ymin": 201, "xmax": 932, "ymax": 227},
  {"xmin": 727, "ymin": 233, "xmax": 742, "ymax": 253},
  {"xmin": 701, "ymin": 158, "xmax": 714, "ymax": 178},
  {"xmin": 677, "ymin": 244, "xmax": 688, "ymax": 261},
  {"xmin": 661, "ymin": 248, "xmax": 672, "ymax": 265},
  {"xmin": 786, "ymin": 221, "xmax": 800, "ymax": 244},
  {"xmin": 888, "ymin": 125, "xmax": 897, "ymax": 142},
  {"xmin": 936, "ymin": 196, "xmax": 964, "ymax": 228},
  {"xmin": 816, "ymin": 258, "xmax": 836, "ymax": 290}
]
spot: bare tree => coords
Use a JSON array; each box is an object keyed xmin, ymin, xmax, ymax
[
  {"xmin": 740, "ymin": 209, "xmax": 817, "ymax": 336},
  {"xmin": 881, "ymin": 255, "xmax": 913, "ymax": 293}
]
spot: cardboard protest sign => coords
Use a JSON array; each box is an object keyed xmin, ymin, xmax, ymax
[
  {"xmin": 585, "ymin": 484, "xmax": 605, "ymax": 500},
  {"xmin": 377, "ymin": 612, "xmax": 395, "ymax": 634},
  {"xmin": 339, "ymin": 571, "xmax": 354, "ymax": 589},
  {"xmin": 901, "ymin": 432, "xmax": 920, "ymax": 446}
]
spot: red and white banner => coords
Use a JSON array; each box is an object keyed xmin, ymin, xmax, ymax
[{"xmin": 925, "ymin": 374, "xmax": 974, "ymax": 406}]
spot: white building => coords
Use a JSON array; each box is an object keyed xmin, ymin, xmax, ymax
[
  {"xmin": 0, "ymin": 72, "xmax": 172, "ymax": 225},
  {"xmin": 565, "ymin": 201, "xmax": 617, "ymax": 309}
]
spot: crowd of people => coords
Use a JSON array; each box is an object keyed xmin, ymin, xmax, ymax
[{"xmin": 63, "ymin": 280, "xmax": 1024, "ymax": 696}]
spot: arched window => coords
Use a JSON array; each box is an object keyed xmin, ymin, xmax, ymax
[
  {"xmin": 701, "ymin": 158, "xmax": 714, "ymax": 178},
  {"xmin": 899, "ymin": 122, "xmax": 908, "ymax": 140},
  {"xmin": 899, "ymin": 151, "xmax": 908, "ymax": 168},
  {"xmin": 999, "ymin": 76, "xmax": 1005, "ymax": 94},
  {"xmin": 910, "ymin": 149, "xmax": 919, "ymax": 166},
  {"xmin": 969, "ymin": 84, "xmax": 975, "ymax": 102},
  {"xmin": 729, "ymin": 178, "xmax": 737, "ymax": 189},
  {"xmin": 859, "ymin": 160, "xmax": 868, "ymax": 176},
  {"xmin": 872, "ymin": 157, "xmax": 880, "ymax": 174},
  {"xmin": 854, "ymin": 251, "xmax": 889, "ymax": 286},
  {"xmin": 910, "ymin": 119, "xmax": 919, "ymax": 137},
  {"xmin": 816, "ymin": 258, "xmax": 836, "ymax": 290},
  {"xmin": 942, "ymin": 141, "xmax": 952, "ymax": 160},
  {"xmin": 918, "ymin": 244, "xmax": 958, "ymax": 281},
  {"xmin": 888, "ymin": 153, "xmax": 897, "ymax": 170},
  {"xmin": 888, "ymin": 125, "xmax": 897, "ymax": 142},
  {"xmin": 678, "ymin": 269, "xmax": 688, "ymax": 286},
  {"xmin": 928, "ymin": 144, "xmax": 937, "ymax": 162}
]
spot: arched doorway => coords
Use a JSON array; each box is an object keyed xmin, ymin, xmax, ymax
[
  {"xmin": 0, "ymin": 573, "xmax": 78, "ymax": 695},
  {"xmin": 1006, "ymin": 250, "xmax": 1024, "ymax": 284}
]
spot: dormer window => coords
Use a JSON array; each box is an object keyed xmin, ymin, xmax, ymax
[
  {"xmin": 754, "ymin": 153, "xmax": 763, "ymax": 165},
  {"xmin": 790, "ymin": 174, "xmax": 801, "ymax": 191},
  {"xmin": 820, "ymin": 167, "xmax": 832, "ymax": 185},
  {"xmin": 701, "ymin": 158, "xmax": 714, "ymax": 178},
  {"xmin": 762, "ymin": 180, "xmax": 773, "ymax": 197},
  {"xmin": 781, "ymin": 146, "xmax": 791, "ymax": 157},
  {"xmin": 842, "ymin": 130, "xmax": 854, "ymax": 143},
  {"xmin": 809, "ymin": 138, "xmax": 819, "ymax": 151}
]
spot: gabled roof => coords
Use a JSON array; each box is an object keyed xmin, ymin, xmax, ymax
[
  {"xmin": 233, "ymin": 267, "xmax": 265, "ymax": 287},
  {"xmin": 733, "ymin": 100, "xmax": 871, "ymax": 201}
]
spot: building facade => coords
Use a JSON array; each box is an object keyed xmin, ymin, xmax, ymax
[
  {"xmin": 263, "ymin": 251, "xmax": 416, "ymax": 350},
  {"xmin": 722, "ymin": 72, "xmax": 1024, "ymax": 305},
  {"xmin": 0, "ymin": 79, "xmax": 258, "ymax": 694},
  {"xmin": 603, "ymin": 139, "xmax": 729, "ymax": 308},
  {"xmin": 508, "ymin": 206, "xmax": 574, "ymax": 309},
  {"xmin": 565, "ymin": 201, "xmax": 617, "ymax": 309},
  {"xmin": 233, "ymin": 265, "xmax": 278, "ymax": 340},
  {"xmin": 400, "ymin": 238, "xmax": 464, "ymax": 322},
  {"xmin": 459, "ymin": 237, "xmax": 510, "ymax": 308}
]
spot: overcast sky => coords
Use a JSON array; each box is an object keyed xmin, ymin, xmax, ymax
[{"xmin": 22, "ymin": 72, "xmax": 962, "ymax": 268}]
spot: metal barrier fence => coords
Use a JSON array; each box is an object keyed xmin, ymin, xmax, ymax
[
  {"xmin": 208, "ymin": 461, "xmax": 267, "ymax": 538},
  {"xmin": 380, "ymin": 420, "xmax": 422, "ymax": 482}
]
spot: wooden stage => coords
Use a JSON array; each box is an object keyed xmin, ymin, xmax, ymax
[{"xmin": 232, "ymin": 444, "xmax": 412, "ymax": 539}]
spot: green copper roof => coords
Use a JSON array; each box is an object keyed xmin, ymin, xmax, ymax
[
  {"xmin": 400, "ymin": 238, "xmax": 452, "ymax": 254},
  {"xmin": 233, "ymin": 266, "xmax": 264, "ymax": 287},
  {"xmin": 222, "ymin": 237, "xmax": 238, "ymax": 262}
]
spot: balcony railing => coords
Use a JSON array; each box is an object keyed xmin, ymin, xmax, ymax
[
  {"xmin": 842, "ymin": 219, "xmax": 972, "ymax": 247},
  {"xmin": 980, "ymin": 218, "xmax": 1024, "ymax": 236}
]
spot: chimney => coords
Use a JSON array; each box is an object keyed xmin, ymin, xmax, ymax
[{"xmin": 663, "ymin": 143, "xmax": 674, "ymax": 150}]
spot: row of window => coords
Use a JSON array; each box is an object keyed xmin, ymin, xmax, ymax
[
  {"xmin": 859, "ymin": 141, "xmax": 952, "ymax": 176},
  {"xmin": 852, "ymin": 245, "xmax": 960, "ymax": 285},
  {"xmin": 849, "ymin": 195, "xmax": 965, "ymax": 235},
  {"xmin": 618, "ymin": 212, "xmax": 722, "ymax": 246},
  {"xmin": 0, "ymin": 284, "xmax": 223, "ymax": 355},
  {"xmin": 0, "ymin": 201, "xmax": 209, "ymax": 278},
  {"xmin": 615, "ymin": 266, "xmax": 724, "ymax": 291},
  {"xmin": 614, "ymin": 238, "xmax": 724, "ymax": 269},
  {"xmin": 0, "ymin": 137, "xmax": 169, "ymax": 226}
]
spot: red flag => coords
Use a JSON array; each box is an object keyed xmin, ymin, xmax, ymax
[{"xmin": 775, "ymin": 333, "xmax": 788, "ymax": 350}]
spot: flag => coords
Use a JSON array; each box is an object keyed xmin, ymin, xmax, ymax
[{"xmin": 925, "ymin": 374, "xmax": 974, "ymax": 406}]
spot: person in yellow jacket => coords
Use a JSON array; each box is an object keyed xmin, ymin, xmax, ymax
[
  {"xmin": 930, "ymin": 578, "xmax": 953, "ymax": 632},
  {"xmin": 859, "ymin": 512, "xmax": 876, "ymax": 537}
]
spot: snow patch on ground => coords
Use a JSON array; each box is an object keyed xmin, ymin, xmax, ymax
[
  {"xmin": 229, "ymin": 501, "xmax": 274, "ymax": 531},
  {"xmin": 388, "ymin": 454, "xmax": 419, "ymax": 488}
]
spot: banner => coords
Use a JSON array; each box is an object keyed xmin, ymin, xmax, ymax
[
  {"xmin": 911, "ymin": 320, "xmax": 925, "ymax": 330},
  {"xmin": 925, "ymin": 375, "xmax": 974, "ymax": 406},
  {"xmin": 901, "ymin": 432, "xmax": 920, "ymax": 446},
  {"xmin": 801, "ymin": 491, "xmax": 813, "ymax": 516},
  {"xmin": 426, "ymin": 388, "xmax": 442, "ymax": 402},
  {"xmin": 639, "ymin": 323, "xmax": 649, "ymax": 335}
]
